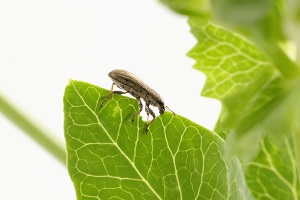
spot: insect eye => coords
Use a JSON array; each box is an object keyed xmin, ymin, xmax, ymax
[{"xmin": 159, "ymin": 101, "xmax": 164, "ymax": 107}]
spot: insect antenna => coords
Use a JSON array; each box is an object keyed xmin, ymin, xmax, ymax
[{"xmin": 165, "ymin": 106, "xmax": 176, "ymax": 116}]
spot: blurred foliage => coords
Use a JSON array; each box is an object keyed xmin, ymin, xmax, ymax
[{"xmin": 161, "ymin": 0, "xmax": 300, "ymax": 199}]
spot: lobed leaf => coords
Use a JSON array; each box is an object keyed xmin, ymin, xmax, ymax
[
  {"xmin": 188, "ymin": 19, "xmax": 300, "ymax": 148},
  {"xmin": 188, "ymin": 19, "xmax": 280, "ymax": 100},
  {"xmin": 188, "ymin": 19, "xmax": 283, "ymax": 137},
  {"xmin": 64, "ymin": 80, "xmax": 253, "ymax": 200}
]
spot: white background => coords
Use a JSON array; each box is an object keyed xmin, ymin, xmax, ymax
[{"xmin": 0, "ymin": 0, "xmax": 220, "ymax": 199}]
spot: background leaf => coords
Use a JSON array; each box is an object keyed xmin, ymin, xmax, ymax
[
  {"xmin": 245, "ymin": 135, "xmax": 300, "ymax": 199},
  {"xmin": 188, "ymin": 19, "xmax": 300, "ymax": 150},
  {"xmin": 188, "ymin": 19, "xmax": 281, "ymax": 137},
  {"xmin": 188, "ymin": 15, "xmax": 300, "ymax": 200},
  {"xmin": 64, "ymin": 80, "xmax": 253, "ymax": 199}
]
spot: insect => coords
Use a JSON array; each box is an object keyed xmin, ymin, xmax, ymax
[{"xmin": 99, "ymin": 69, "xmax": 175, "ymax": 132}]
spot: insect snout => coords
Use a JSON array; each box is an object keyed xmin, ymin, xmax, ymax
[{"xmin": 158, "ymin": 101, "xmax": 165, "ymax": 115}]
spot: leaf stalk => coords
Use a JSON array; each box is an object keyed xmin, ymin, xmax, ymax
[{"xmin": 0, "ymin": 94, "xmax": 66, "ymax": 165}]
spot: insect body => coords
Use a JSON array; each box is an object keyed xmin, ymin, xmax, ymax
[{"xmin": 99, "ymin": 69, "xmax": 175, "ymax": 132}]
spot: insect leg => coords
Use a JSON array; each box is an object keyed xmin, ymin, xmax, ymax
[
  {"xmin": 145, "ymin": 103, "xmax": 156, "ymax": 133},
  {"xmin": 131, "ymin": 98, "xmax": 143, "ymax": 124},
  {"xmin": 145, "ymin": 103, "xmax": 150, "ymax": 121},
  {"xmin": 99, "ymin": 83, "xmax": 127, "ymax": 108}
]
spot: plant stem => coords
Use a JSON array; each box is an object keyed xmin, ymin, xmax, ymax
[
  {"xmin": 259, "ymin": 41, "xmax": 300, "ymax": 79},
  {"xmin": 0, "ymin": 94, "xmax": 66, "ymax": 165}
]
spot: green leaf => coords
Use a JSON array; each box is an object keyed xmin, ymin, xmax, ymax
[
  {"xmin": 245, "ymin": 135, "xmax": 300, "ymax": 199},
  {"xmin": 64, "ymin": 80, "xmax": 253, "ymax": 199},
  {"xmin": 188, "ymin": 19, "xmax": 300, "ymax": 141},
  {"xmin": 188, "ymin": 19, "xmax": 281, "ymax": 134},
  {"xmin": 189, "ymin": 18, "xmax": 300, "ymax": 144},
  {"xmin": 188, "ymin": 18, "xmax": 300, "ymax": 150},
  {"xmin": 188, "ymin": 19, "xmax": 280, "ymax": 100}
]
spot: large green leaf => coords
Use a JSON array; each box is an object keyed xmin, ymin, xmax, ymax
[
  {"xmin": 188, "ymin": 19, "xmax": 300, "ymax": 163},
  {"xmin": 188, "ymin": 19, "xmax": 281, "ymax": 136},
  {"xmin": 64, "ymin": 80, "xmax": 253, "ymax": 199},
  {"xmin": 188, "ymin": 18, "xmax": 300, "ymax": 144},
  {"xmin": 189, "ymin": 18, "xmax": 300, "ymax": 150}
]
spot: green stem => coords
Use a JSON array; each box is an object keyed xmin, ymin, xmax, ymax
[
  {"xmin": 0, "ymin": 94, "xmax": 66, "ymax": 165},
  {"xmin": 260, "ymin": 42, "xmax": 300, "ymax": 79}
]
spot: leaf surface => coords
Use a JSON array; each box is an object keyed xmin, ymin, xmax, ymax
[
  {"xmin": 64, "ymin": 80, "xmax": 253, "ymax": 200},
  {"xmin": 245, "ymin": 135, "xmax": 300, "ymax": 199},
  {"xmin": 188, "ymin": 19, "xmax": 281, "ymax": 135},
  {"xmin": 188, "ymin": 19, "xmax": 300, "ymax": 159},
  {"xmin": 188, "ymin": 19, "xmax": 300, "ymax": 143}
]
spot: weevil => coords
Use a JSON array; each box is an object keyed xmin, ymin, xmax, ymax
[{"xmin": 99, "ymin": 69, "xmax": 175, "ymax": 133}]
